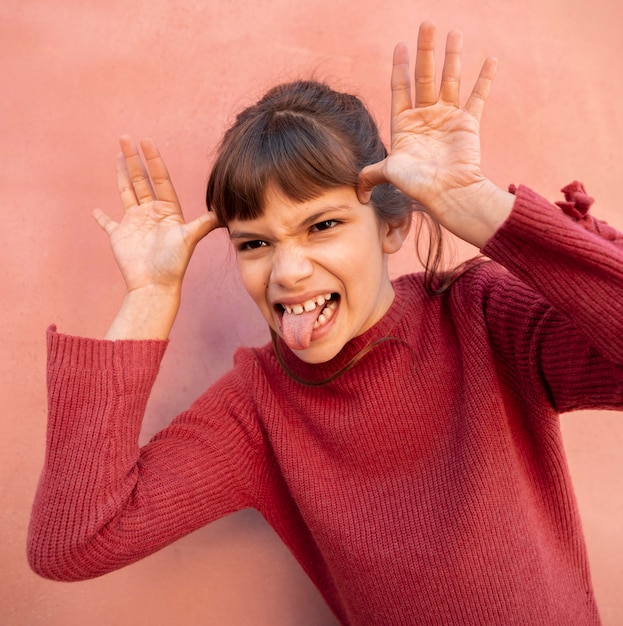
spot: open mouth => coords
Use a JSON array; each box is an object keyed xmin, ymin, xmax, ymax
[{"xmin": 276, "ymin": 293, "xmax": 339, "ymax": 350}]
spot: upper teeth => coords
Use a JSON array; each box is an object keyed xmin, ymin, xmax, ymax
[{"xmin": 283, "ymin": 293, "xmax": 332, "ymax": 315}]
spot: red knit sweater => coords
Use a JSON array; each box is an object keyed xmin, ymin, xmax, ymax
[{"xmin": 29, "ymin": 185, "xmax": 623, "ymax": 625}]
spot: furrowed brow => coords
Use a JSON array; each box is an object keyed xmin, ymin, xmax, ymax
[
  {"xmin": 228, "ymin": 205, "xmax": 353, "ymax": 241},
  {"xmin": 298, "ymin": 205, "xmax": 352, "ymax": 229},
  {"xmin": 229, "ymin": 229, "xmax": 264, "ymax": 241}
]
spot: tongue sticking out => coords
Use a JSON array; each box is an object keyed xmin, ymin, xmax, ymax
[{"xmin": 281, "ymin": 308, "xmax": 322, "ymax": 351}]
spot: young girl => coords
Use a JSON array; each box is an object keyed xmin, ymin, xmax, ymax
[{"xmin": 28, "ymin": 22, "xmax": 623, "ymax": 625}]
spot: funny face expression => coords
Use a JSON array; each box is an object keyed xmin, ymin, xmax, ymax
[{"xmin": 228, "ymin": 185, "xmax": 409, "ymax": 364}]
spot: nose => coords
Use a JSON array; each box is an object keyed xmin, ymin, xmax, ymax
[{"xmin": 270, "ymin": 243, "xmax": 313, "ymax": 288}]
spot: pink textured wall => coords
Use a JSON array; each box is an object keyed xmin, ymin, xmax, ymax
[{"xmin": 2, "ymin": 1, "xmax": 622, "ymax": 624}]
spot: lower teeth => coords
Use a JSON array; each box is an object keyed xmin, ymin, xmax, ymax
[{"xmin": 313, "ymin": 298, "xmax": 337, "ymax": 329}]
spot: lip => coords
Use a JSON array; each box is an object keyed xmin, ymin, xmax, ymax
[{"xmin": 274, "ymin": 290, "xmax": 335, "ymax": 309}]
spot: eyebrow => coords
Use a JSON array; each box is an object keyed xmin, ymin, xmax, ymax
[{"xmin": 228, "ymin": 205, "xmax": 353, "ymax": 241}]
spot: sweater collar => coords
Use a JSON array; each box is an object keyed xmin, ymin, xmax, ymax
[{"xmin": 274, "ymin": 276, "xmax": 411, "ymax": 385}]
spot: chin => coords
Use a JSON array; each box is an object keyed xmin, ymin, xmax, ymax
[{"xmin": 290, "ymin": 341, "xmax": 346, "ymax": 365}]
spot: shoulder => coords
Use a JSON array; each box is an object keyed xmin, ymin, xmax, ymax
[
  {"xmin": 197, "ymin": 340, "xmax": 280, "ymax": 400},
  {"xmin": 447, "ymin": 260, "xmax": 549, "ymax": 331},
  {"xmin": 393, "ymin": 261, "xmax": 515, "ymax": 315},
  {"xmin": 171, "ymin": 344, "xmax": 281, "ymax": 451},
  {"xmin": 395, "ymin": 262, "xmax": 551, "ymax": 350},
  {"xmin": 233, "ymin": 340, "xmax": 281, "ymax": 379}
]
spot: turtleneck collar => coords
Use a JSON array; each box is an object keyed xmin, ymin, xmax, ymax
[{"xmin": 273, "ymin": 276, "xmax": 412, "ymax": 385}]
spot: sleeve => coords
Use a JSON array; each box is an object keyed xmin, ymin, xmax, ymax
[
  {"xmin": 479, "ymin": 183, "xmax": 623, "ymax": 413},
  {"xmin": 28, "ymin": 327, "xmax": 273, "ymax": 581}
]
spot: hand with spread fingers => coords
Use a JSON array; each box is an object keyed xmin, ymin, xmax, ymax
[
  {"xmin": 359, "ymin": 22, "xmax": 514, "ymax": 248},
  {"xmin": 94, "ymin": 136, "xmax": 216, "ymax": 293},
  {"xmin": 94, "ymin": 137, "xmax": 217, "ymax": 339}
]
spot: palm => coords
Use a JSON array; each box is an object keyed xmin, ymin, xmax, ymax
[
  {"xmin": 107, "ymin": 202, "xmax": 193, "ymax": 290},
  {"xmin": 95, "ymin": 137, "xmax": 216, "ymax": 293},
  {"xmin": 387, "ymin": 103, "xmax": 483, "ymax": 205}
]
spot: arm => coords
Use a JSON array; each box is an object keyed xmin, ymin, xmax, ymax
[
  {"xmin": 360, "ymin": 23, "xmax": 623, "ymax": 410},
  {"xmin": 28, "ymin": 330, "xmax": 267, "ymax": 580},
  {"xmin": 28, "ymin": 139, "xmax": 241, "ymax": 580},
  {"xmin": 481, "ymin": 184, "xmax": 623, "ymax": 412},
  {"xmin": 438, "ymin": 182, "xmax": 623, "ymax": 416}
]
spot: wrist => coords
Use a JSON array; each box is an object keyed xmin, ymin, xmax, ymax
[
  {"xmin": 428, "ymin": 180, "xmax": 515, "ymax": 248},
  {"xmin": 105, "ymin": 284, "xmax": 182, "ymax": 340}
]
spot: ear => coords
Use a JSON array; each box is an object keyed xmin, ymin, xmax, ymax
[{"xmin": 381, "ymin": 213, "xmax": 412, "ymax": 254}]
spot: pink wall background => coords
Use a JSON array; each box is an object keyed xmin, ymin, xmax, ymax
[{"xmin": 2, "ymin": 1, "xmax": 622, "ymax": 624}]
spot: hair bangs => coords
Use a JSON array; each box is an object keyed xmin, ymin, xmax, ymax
[
  {"xmin": 263, "ymin": 111, "xmax": 360, "ymax": 204},
  {"xmin": 207, "ymin": 109, "xmax": 359, "ymax": 225}
]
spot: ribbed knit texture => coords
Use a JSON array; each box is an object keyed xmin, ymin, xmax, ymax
[{"xmin": 29, "ymin": 185, "xmax": 623, "ymax": 625}]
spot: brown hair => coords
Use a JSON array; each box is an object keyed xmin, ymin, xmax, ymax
[{"xmin": 206, "ymin": 80, "xmax": 413, "ymax": 222}]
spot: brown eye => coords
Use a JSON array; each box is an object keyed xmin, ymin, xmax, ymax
[
  {"xmin": 311, "ymin": 220, "xmax": 339, "ymax": 232},
  {"xmin": 239, "ymin": 240, "xmax": 268, "ymax": 251}
]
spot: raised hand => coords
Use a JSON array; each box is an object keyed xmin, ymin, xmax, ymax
[
  {"xmin": 95, "ymin": 136, "xmax": 216, "ymax": 293},
  {"xmin": 94, "ymin": 137, "xmax": 217, "ymax": 339},
  {"xmin": 359, "ymin": 22, "xmax": 513, "ymax": 247}
]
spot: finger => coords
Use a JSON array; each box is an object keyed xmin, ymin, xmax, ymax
[
  {"xmin": 439, "ymin": 30, "xmax": 462, "ymax": 105},
  {"xmin": 140, "ymin": 138, "xmax": 181, "ymax": 206},
  {"xmin": 119, "ymin": 135, "xmax": 155, "ymax": 205},
  {"xmin": 116, "ymin": 153, "xmax": 139, "ymax": 211},
  {"xmin": 357, "ymin": 161, "xmax": 389, "ymax": 204},
  {"xmin": 464, "ymin": 56, "xmax": 498, "ymax": 121},
  {"xmin": 391, "ymin": 43, "xmax": 412, "ymax": 117},
  {"xmin": 93, "ymin": 208, "xmax": 118, "ymax": 236},
  {"xmin": 414, "ymin": 21, "xmax": 437, "ymax": 107},
  {"xmin": 185, "ymin": 212, "xmax": 221, "ymax": 246}
]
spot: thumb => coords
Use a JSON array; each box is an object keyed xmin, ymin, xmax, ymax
[
  {"xmin": 357, "ymin": 160, "xmax": 389, "ymax": 204},
  {"xmin": 186, "ymin": 211, "xmax": 220, "ymax": 245},
  {"xmin": 93, "ymin": 208, "xmax": 118, "ymax": 236}
]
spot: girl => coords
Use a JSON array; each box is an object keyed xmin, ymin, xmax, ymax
[{"xmin": 28, "ymin": 22, "xmax": 623, "ymax": 625}]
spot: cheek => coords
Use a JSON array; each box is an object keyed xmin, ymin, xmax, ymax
[
  {"xmin": 237, "ymin": 261, "xmax": 269, "ymax": 304},
  {"xmin": 325, "ymin": 234, "xmax": 384, "ymax": 277}
]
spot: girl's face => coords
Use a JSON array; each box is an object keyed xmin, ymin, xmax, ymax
[{"xmin": 228, "ymin": 185, "xmax": 407, "ymax": 364}]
